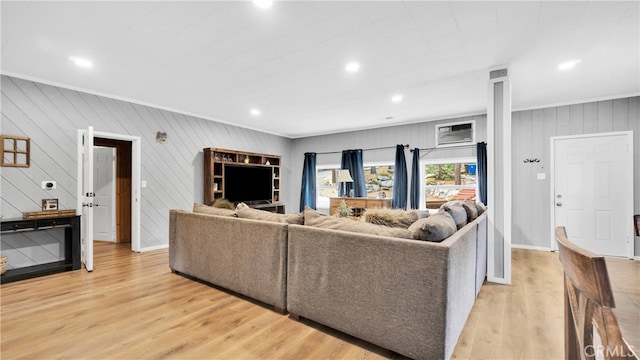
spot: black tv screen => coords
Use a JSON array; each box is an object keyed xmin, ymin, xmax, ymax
[{"xmin": 224, "ymin": 165, "xmax": 273, "ymax": 204}]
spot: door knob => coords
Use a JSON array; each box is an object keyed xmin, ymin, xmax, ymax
[{"xmin": 556, "ymin": 202, "xmax": 562, "ymax": 207}]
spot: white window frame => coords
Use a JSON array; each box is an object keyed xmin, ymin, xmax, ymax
[
  {"xmin": 423, "ymin": 157, "xmax": 478, "ymax": 210},
  {"xmin": 316, "ymin": 164, "xmax": 340, "ymax": 211},
  {"xmin": 315, "ymin": 161, "xmax": 397, "ymax": 210}
]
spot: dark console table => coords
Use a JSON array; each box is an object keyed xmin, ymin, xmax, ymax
[{"xmin": 1, "ymin": 215, "xmax": 81, "ymax": 283}]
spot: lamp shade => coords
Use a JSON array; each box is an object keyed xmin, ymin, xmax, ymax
[{"xmin": 336, "ymin": 169, "xmax": 353, "ymax": 183}]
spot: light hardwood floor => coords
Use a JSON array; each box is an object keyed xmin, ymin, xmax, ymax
[{"xmin": 1, "ymin": 242, "xmax": 638, "ymax": 359}]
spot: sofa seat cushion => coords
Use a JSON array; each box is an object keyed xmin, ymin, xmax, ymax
[
  {"xmin": 236, "ymin": 203, "xmax": 304, "ymax": 224},
  {"xmin": 408, "ymin": 211, "xmax": 457, "ymax": 242},
  {"xmin": 304, "ymin": 208, "xmax": 413, "ymax": 239},
  {"xmin": 193, "ymin": 203, "xmax": 237, "ymax": 217},
  {"xmin": 361, "ymin": 208, "xmax": 421, "ymax": 228}
]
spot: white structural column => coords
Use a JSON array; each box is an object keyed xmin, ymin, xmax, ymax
[{"xmin": 487, "ymin": 67, "xmax": 512, "ymax": 284}]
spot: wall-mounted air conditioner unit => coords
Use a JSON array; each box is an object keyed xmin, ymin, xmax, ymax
[{"xmin": 435, "ymin": 120, "xmax": 475, "ymax": 147}]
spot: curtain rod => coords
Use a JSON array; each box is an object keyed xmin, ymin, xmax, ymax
[
  {"xmin": 410, "ymin": 143, "xmax": 478, "ymax": 159},
  {"xmin": 315, "ymin": 144, "xmax": 409, "ymax": 155}
]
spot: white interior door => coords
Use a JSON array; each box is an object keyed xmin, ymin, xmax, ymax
[
  {"xmin": 82, "ymin": 126, "xmax": 95, "ymax": 271},
  {"xmin": 552, "ymin": 132, "xmax": 633, "ymax": 257},
  {"xmin": 93, "ymin": 146, "xmax": 116, "ymax": 242}
]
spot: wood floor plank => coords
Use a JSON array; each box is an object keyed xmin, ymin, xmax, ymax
[{"xmin": 2, "ymin": 243, "xmax": 638, "ymax": 359}]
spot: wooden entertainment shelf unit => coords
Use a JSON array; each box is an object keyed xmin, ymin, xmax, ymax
[{"xmin": 203, "ymin": 148, "xmax": 282, "ymax": 208}]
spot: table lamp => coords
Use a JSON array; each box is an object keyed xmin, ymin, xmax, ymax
[{"xmin": 337, "ymin": 169, "xmax": 353, "ymax": 197}]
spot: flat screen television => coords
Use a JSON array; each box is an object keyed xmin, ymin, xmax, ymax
[{"xmin": 224, "ymin": 165, "xmax": 273, "ymax": 204}]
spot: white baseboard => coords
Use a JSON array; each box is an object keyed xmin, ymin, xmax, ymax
[
  {"xmin": 140, "ymin": 244, "xmax": 168, "ymax": 252},
  {"xmin": 511, "ymin": 244, "xmax": 554, "ymax": 252}
]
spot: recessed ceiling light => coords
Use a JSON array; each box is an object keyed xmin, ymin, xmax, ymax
[
  {"xmin": 345, "ymin": 61, "xmax": 360, "ymax": 73},
  {"xmin": 391, "ymin": 94, "xmax": 403, "ymax": 103},
  {"xmin": 250, "ymin": 109, "xmax": 261, "ymax": 116},
  {"xmin": 558, "ymin": 59, "xmax": 582, "ymax": 71},
  {"xmin": 253, "ymin": 0, "xmax": 272, "ymax": 9},
  {"xmin": 68, "ymin": 56, "xmax": 92, "ymax": 68}
]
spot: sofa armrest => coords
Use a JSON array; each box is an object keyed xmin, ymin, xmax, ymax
[
  {"xmin": 169, "ymin": 210, "xmax": 288, "ymax": 310},
  {"xmin": 473, "ymin": 212, "xmax": 488, "ymax": 297},
  {"xmin": 287, "ymin": 223, "xmax": 478, "ymax": 360}
]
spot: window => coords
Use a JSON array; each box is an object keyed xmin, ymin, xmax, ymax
[
  {"xmin": 424, "ymin": 160, "xmax": 476, "ymax": 209},
  {"xmin": 316, "ymin": 165, "xmax": 395, "ymax": 210}
]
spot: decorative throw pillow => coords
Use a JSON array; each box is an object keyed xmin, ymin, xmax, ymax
[
  {"xmin": 236, "ymin": 203, "xmax": 303, "ymax": 224},
  {"xmin": 408, "ymin": 211, "xmax": 457, "ymax": 242},
  {"xmin": 304, "ymin": 208, "xmax": 413, "ymax": 239},
  {"xmin": 193, "ymin": 203, "xmax": 237, "ymax": 217},
  {"xmin": 460, "ymin": 200, "xmax": 478, "ymax": 222},
  {"xmin": 361, "ymin": 208, "xmax": 420, "ymax": 228},
  {"xmin": 440, "ymin": 202, "xmax": 468, "ymax": 229},
  {"xmin": 213, "ymin": 198, "xmax": 235, "ymax": 210},
  {"xmin": 475, "ymin": 202, "xmax": 487, "ymax": 215}
]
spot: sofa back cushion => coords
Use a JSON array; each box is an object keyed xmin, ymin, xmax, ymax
[
  {"xmin": 408, "ymin": 211, "xmax": 457, "ymax": 242},
  {"xmin": 440, "ymin": 202, "xmax": 467, "ymax": 229},
  {"xmin": 475, "ymin": 202, "xmax": 487, "ymax": 215},
  {"xmin": 460, "ymin": 200, "xmax": 479, "ymax": 222},
  {"xmin": 236, "ymin": 203, "xmax": 304, "ymax": 224},
  {"xmin": 193, "ymin": 203, "xmax": 237, "ymax": 217},
  {"xmin": 304, "ymin": 208, "xmax": 413, "ymax": 239}
]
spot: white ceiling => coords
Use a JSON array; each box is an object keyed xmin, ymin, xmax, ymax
[{"xmin": 2, "ymin": 1, "xmax": 638, "ymax": 138}]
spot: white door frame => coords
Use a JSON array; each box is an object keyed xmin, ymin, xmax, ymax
[
  {"xmin": 549, "ymin": 131, "xmax": 634, "ymax": 258},
  {"xmin": 77, "ymin": 129, "xmax": 142, "ymax": 255}
]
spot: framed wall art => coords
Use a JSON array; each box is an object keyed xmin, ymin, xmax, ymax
[{"xmin": 1, "ymin": 135, "xmax": 30, "ymax": 167}]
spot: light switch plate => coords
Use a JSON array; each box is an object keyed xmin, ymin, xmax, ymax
[
  {"xmin": 141, "ymin": 180, "xmax": 147, "ymax": 188},
  {"xmin": 536, "ymin": 173, "xmax": 546, "ymax": 180}
]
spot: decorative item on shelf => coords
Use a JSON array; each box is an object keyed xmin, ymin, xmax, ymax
[
  {"xmin": 41, "ymin": 198, "xmax": 58, "ymax": 211},
  {"xmin": 336, "ymin": 169, "xmax": 353, "ymax": 198},
  {"xmin": 1, "ymin": 134, "xmax": 30, "ymax": 167},
  {"xmin": 156, "ymin": 131, "xmax": 167, "ymax": 143},
  {"xmin": 244, "ymin": 155, "xmax": 250, "ymax": 164},
  {"xmin": 23, "ymin": 209, "xmax": 76, "ymax": 219},
  {"xmin": 265, "ymin": 160, "xmax": 271, "ymax": 165},
  {"xmin": 213, "ymin": 183, "xmax": 218, "ymax": 191},
  {"xmin": 335, "ymin": 199, "xmax": 353, "ymax": 218}
]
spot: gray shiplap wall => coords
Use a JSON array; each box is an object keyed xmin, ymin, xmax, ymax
[
  {"xmin": 289, "ymin": 114, "xmax": 488, "ymax": 210},
  {"xmin": 512, "ymin": 96, "xmax": 640, "ymax": 256},
  {"xmin": 290, "ymin": 96, "xmax": 639, "ymax": 258},
  {"xmin": 1, "ymin": 75, "xmax": 292, "ymax": 268}
]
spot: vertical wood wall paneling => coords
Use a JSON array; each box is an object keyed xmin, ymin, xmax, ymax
[
  {"xmin": 541, "ymin": 107, "xmax": 557, "ymax": 251},
  {"xmin": 288, "ymin": 115, "xmax": 487, "ymax": 211},
  {"xmin": 511, "ymin": 96, "xmax": 640, "ymax": 256},
  {"xmin": 527, "ymin": 110, "xmax": 545, "ymax": 249},
  {"xmin": 1, "ymin": 75, "xmax": 292, "ymax": 267}
]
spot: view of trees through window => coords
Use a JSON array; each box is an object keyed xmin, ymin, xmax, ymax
[
  {"xmin": 317, "ymin": 165, "xmax": 395, "ymax": 208},
  {"xmin": 317, "ymin": 162, "xmax": 475, "ymax": 210},
  {"xmin": 425, "ymin": 162, "xmax": 477, "ymax": 209}
]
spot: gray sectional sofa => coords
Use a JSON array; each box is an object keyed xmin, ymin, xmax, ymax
[
  {"xmin": 169, "ymin": 210, "xmax": 288, "ymax": 312},
  {"xmin": 168, "ymin": 204, "xmax": 487, "ymax": 360}
]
